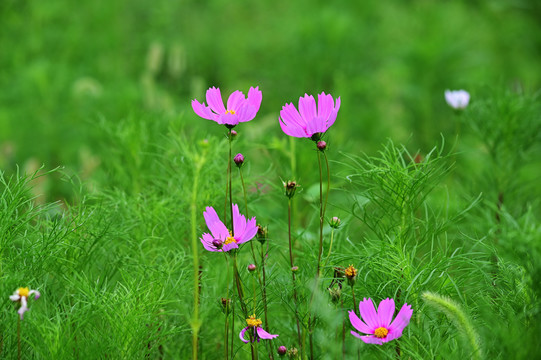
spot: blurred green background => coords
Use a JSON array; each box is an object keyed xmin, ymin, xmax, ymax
[{"xmin": 2, "ymin": 0, "xmax": 541, "ymax": 202}]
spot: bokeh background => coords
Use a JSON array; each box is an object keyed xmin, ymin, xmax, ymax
[{"xmin": 2, "ymin": 0, "xmax": 541, "ymax": 201}]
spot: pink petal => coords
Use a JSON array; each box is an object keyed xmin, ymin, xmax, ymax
[
  {"xmin": 192, "ymin": 99, "xmax": 218, "ymax": 121},
  {"xmin": 220, "ymin": 112, "xmax": 239, "ymax": 126},
  {"xmin": 239, "ymin": 217, "xmax": 257, "ymax": 244},
  {"xmin": 279, "ymin": 116, "xmax": 305, "ymax": 138},
  {"xmin": 348, "ymin": 310, "xmax": 372, "ymax": 334},
  {"xmin": 281, "ymin": 103, "xmax": 306, "ymax": 129},
  {"xmin": 359, "ymin": 298, "xmax": 379, "ymax": 330},
  {"xmin": 377, "ymin": 298, "xmax": 395, "ymax": 328},
  {"xmin": 227, "ymin": 90, "xmax": 246, "ymax": 112},
  {"xmin": 203, "ymin": 207, "xmax": 229, "ymax": 240},
  {"xmin": 222, "ymin": 242, "xmax": 239, "ymax": 252},
  {"xmin": 383, "ymin": 329, "xmax": 404, "ymax": 343},
  {"xmin": 247, "ymin": 86, "xmax": 262, "ymax": 113},
  {"xmin": 256, "ymin": 327, "xmax": 278, "ymax": 340},
  {"xmin": 359, "ymin": 335, "xmax": 385, "ymax": 345},
  {"xmin": 29, "ymin": 290, "xmax": 40, "ymax": 300},
  {"xmin": 232, "ymin": 204, "xmax": 247, "ymax": 238},
  {"xmin": 18, "ymin": 296, "xmax": 28, "ymax": 320},
  {"xmin": 10, "ymin": 294, "xmax": 20, "ymax": 301},
  {"xmin": 200, "ymin": 233, "xmax": 219, "ymax": 252},
  {"xmin": 206, "ymin": 87, "xmax": 226, "ymax": 114},
  {"xmin": 317, "ymin": 92, "xmax": 333, "ymax": 120},
  {"xmin": 239, "ymin": 327, "xmax": 250, "ymax": 344},
  {"xmin": 298, "ymin": 94, "xmax": 317, "ymax": 123},
  {"xmin": 237, "ymin": 104, "xmax": 257, "ymax": 122},
  {"xmin": 326, "ymin": 96, "xmax": 340, "ymax": 129},
  {"xmin": 389, "ymin": 303, "xmax": 413, "ymax": 334}
]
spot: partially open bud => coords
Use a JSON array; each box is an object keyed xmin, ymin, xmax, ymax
[
  {"xmin": 316, "ymin": 140, "xmax": 327, "ymax": 151},
  {"xmin": 277, "ymin": 345, "xmax": 287, "ymax": 356},
  {"xmin": 212, "ymin": 239, "xmax": 223, "ymax": 250},
  {"xmin": 329, "ymin": 216, "xmax": 341, "ymax": 229},
  {"xmin": 234, "ymin": 153, "xmax": 244, "ymax": 168},
  {"xmin": 291, "ymin": 266, "xmax": 299, "ymax": 273},
  {"xmin": 328, "ymin": 285, "xmax": 342, "ymax": 304},
  {"xmin": 284, "ymin": 180, "xmax": 299, "ymax": 199},
  {"xmin": 257, "ymin": 225, "xmax": 268, "ymax": 244},
  {"xmin": 247, "ymin": 264, "xmax": 256, "ymax": 272},
  {"xmin": 345, "ymin": 264, "xmax": 357, "ymax": 287},
  {"xmin": 287, "ymin": 347, "xmax": 299, "ymax": 359}
]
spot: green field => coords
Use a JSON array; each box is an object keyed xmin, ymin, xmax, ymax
[{"xmin": 1, "ymin": 0, "xmax": 541, "ymax": 358}]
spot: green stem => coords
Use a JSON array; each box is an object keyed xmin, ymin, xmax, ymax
[
  {"xmin": 190, "ymin": 148, "xmax": 206, "ymax": 360},
  {"xmin": 17, "ymin": 317, "xmax": 21, "ymax": 360},
  {"xmin": 288, "ymin": 198, "xmax": 304, "ymax": 358},
  {"xmin": 224, "ymin": 253, "xmax": 231, "ymax": 360},
  {"xmin": 322, "ymin": 228, "xmax": 335, "ymax": 270}
]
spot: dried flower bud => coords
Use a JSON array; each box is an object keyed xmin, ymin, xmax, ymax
[
  {"xmin": 316, "ymin": 140, "xmax": 327, "ymax": 151},
  {"xmin": 329, "ymin": 216, "xmax": 341, "ymax": 229},
  {"xmin": 287, "ymin": 347, "xmax": 299, "ymax": 359},
  {"xmin": 212, "ymin": 239, "xmax": 223, "ymax": 250},
  {"xmin": 345, "ymin": 264, "xmax": 357, "ymax": 287},
  {"xmin": 328, "ymin": 285, "xmax": 341, "ymax": 304},
  {"xmin": 234, "ymin": 153, "xmax": 244, "ymax": 167},
  {"xmin": 220, "ymin": 297, "xmax": 231, "ymax": 314},
  {"xmin": 291, "ymin": 266, "xmax": 299, "ymax": 273},
  {"xmin": 277, "ymin": 345, "xmax": 287, "ymax": 356},
  {"xmin": 257, "ymin": 225, "xmax": 268, "ymax": 244},
  {"xmin": 247, "ymin": 264, "xmax": 256, "ymax": 272},
  {"xmin": 284, "ymin": 180, "xmax": 298, "ymax": 199}
]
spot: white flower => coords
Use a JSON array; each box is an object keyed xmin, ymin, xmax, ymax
[
  {"xmin": 10, "ymin": 287, "xmax": 40, "ymax": 320},
  {"xmin": 445, "ymin": 90, "xmax": 470, "ymax": 110}
]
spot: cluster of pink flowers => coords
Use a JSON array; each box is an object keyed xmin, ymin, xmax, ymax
[{"xmin": 192, "ymin": 85, "xmax": 413, "ymax": 348}]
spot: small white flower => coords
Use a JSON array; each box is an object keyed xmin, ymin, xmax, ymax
[
  {"xmin": 445, "ymin": 90, "xmax": 470, "ymax": 110},
  {"xmin": 10, "ymin": 287, "xmax": 41, "ymax": 320}
]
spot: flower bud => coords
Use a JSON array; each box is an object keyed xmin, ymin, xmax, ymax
[
  {"xmin": 329, "ymin": 216, "xmax": 341, "ymax": 229},
  {"xmin": 212, "ymin": 239, "xmax": 223, "ymax": 250},
  {"xmin": 234, "ymin": 153, "xmax": 244, "ymax": 167},
  {"xmin": 277, "ymin": 345, "xmax": 287, "ymax": 356},
  {"xmin": 328, "ymin": 285, "xmax": 341, "ymax": 304},
  {"xmin": 316, "ymin": 140, "xmax": 327, "ymax": 151},
  {"xmin": 230, "ymin": 130, "xmax": 238, "ymax": 139},
  {"xmin": 284, "ymin": 180, "xmax": 298, "ymax": 199},
  {"xmin": 248, "ymin": 264, "xmax": 256, "ymax": 272},
  {"xmin": 257, "ymin": 225, "xmax": 268, "ymax": 244},
  {"xmin": 287, "ymin": 347, "xmax": 299, "ymax": 359},
  {"xmin": 291, "ymin": 266, "xmax": 299, "ymax": 273}
]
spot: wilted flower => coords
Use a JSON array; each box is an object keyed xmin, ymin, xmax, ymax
[
  {"xmin": 10, "ymin": 287, "xmax": 40, "ymax": 320},
  {"xmin": 200, "ymin": 204, "xmax": 257, "ymax": 252},
  {"xmin": 349, "ymin": 298, "xmax": 413, "ymax": 345},
  {"xmin": 234, "ymin": 153, "xmax": 245, "ymax": 167},
  {"xmin": 239, "ymin": 315, "xmax": 279, "ymax": 343},
  {"xmin": 192, "ymin": 86, "xmax": 262, "ymax": 127},
  {"xmin": 257, "ymin": 225, "xmax": 268, "ymax": 244},
  {"xmin": 445, "ymin": 89, "xmax": 470, "ymax": 110},
  {"xmin": 279, "ymin": 92, "xmax": 340, "ymax": 139},
  {"xmin": 328, "ymin": 285, "xmax": 342, "ymax": 304}
]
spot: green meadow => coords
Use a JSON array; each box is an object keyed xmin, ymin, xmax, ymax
[{"xmin": 1, "ymin": 0, "xmax": 541, "ymax": 358}]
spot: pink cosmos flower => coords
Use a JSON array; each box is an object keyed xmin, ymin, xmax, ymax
[
  {"xmin": 239, "ymin": 315, "xmax": 279, "ymax": 343},
  {"xmin": 10, "ymin": 287, "xmax": 41, "ymax": 320},
  {"xmin": 349, "ymin": 298, "xmax": 413, "ymax": 345},
  {"xmin": 192, "ymin": 86, "xmax": 262, "ymax": 127},
  {"xmin": 279, "ymin": 92, "xmax": 340, "ymax": 139},
  {"xmin": 200, "ymin": 204, "xmax": 257, "ymax": 252},
  {"xmin": 445, "ymin": 89, "xmax": 470, "ymax": 110}
]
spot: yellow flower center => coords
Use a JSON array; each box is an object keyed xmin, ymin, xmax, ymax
[
  {"xmin": 225, "ymin": 110, "xmax": 236, "ymax": 115},
  {"xmin": 246, "ymin": 315, "xmax": 262, "ymax": 328},
  {"xmin": 345, "ymin": 265, "xmax": 357, "ymax": 278},
  {"xmin": 18, "ymin": 287, "xmax": 30, "ymax": 297},
  {"xmin": 224, "ymin": 234, "xmax": 237, "ymax": 245},
  {"xmin": 374, "ymin": 327, "xmax": 388, "ymax": 338}
]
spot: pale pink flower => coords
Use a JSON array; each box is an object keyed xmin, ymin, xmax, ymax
[
  {"xmin": 192, "ymin": 86, "xmax": 262, "ymax": 127},
  {"xmin": 10, "ymin": 287, "xmax": 41, "ymax": 320},
  {"xmin": 349, "ymin": 298, "xmax": 413, "ymax": 345},
  {"xmin": 200, "ymin": 204, "xmax": 257, "ymax": 252},
  {"xmin": 279, "ymin": 92, "xmax": 340, "ymax": 139}
]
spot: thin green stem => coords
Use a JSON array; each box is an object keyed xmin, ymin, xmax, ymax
[
  {"xmin": 228, "ymin": 129, "xmax": 234, "ymax": 231},
  {"xmin": 190, "ymin": 148, "xmax": 206, "ymax": 360},
  {"xmin": 323, "ymin": 228, "xmax": 335, "ymax": 269},
  {"xmin": 288, "ymin": 198, "xmax": 304, "ymax": 359},
  {"xmin": 224, "ymin": 253, "xmax": 231, "ymax": 360},
  {"xmin": 17, "ymin": 317, "xmax": 21, "ymax": 360}
]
